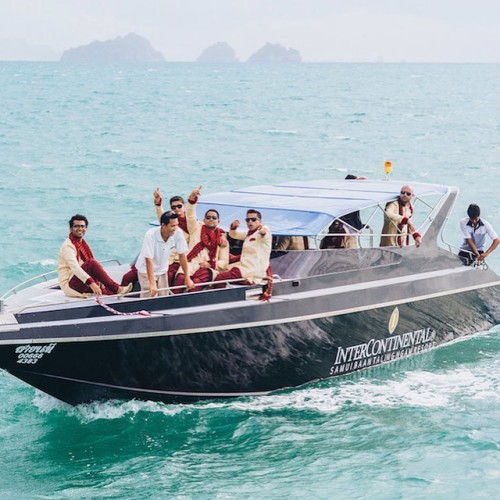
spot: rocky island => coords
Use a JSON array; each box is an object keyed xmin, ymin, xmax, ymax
[
  {"xmin": 60, "ymin": 33, "xmax": 165, "ymax": 63},
  {"xmin": 196, "ymin": 42, "xmax": 238, "ymax": 63},
  {"xmin": 247, "ymin": 43, "xmax": 301, "ymax": 63}
]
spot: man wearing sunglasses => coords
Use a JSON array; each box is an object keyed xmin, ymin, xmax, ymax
[
  {"xmin": 172, "ymin": 202, "xmax": 229, "ymax": 293},
  {"xmin": 58, "ymin": 214, "xmax": 133, "ymax": 298},
  {"xmin": 214, "ymin": 209, "xmax": 272, "ymax": 287},
  {"xmin": 380, "ymin": 185, "xmax": 422, "ymax": 248}
]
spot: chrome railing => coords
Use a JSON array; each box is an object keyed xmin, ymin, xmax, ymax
[{"xmin": 0, "ymin": 259, "xmax": 122, "ymax": 301}]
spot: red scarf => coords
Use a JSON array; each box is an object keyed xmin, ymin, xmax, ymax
[
  {"xmin": 187, "ymin": 226, "xmax": 225, "ymax": 268},
  {"xmin": 69, "ymin": 233, "xmax": 94, "ymax": 262},
  {"xmin": 178, "ymin": 214, "xmax": 188, "ymax": 234},
  {"xmin": 259, "ymin": 265, "xmax": 273, "ymax": 302},
  {"xmin": 397, "ymin": 201, "xmax": 414, "ymax": 247}
]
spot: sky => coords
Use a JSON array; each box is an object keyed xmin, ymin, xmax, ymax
[{"xmin": 1, "ymin": 0, "xmax": 500, "ymax": 62}]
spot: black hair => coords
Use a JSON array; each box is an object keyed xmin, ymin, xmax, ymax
[
  {"xmin": 160, "ymin": 210, "xmax": 179, "ymax": 225},
  {"xmin": 467, "ymin": 204, "xmax": 481, "ymax": 219},
  {"xmin": 169, "ymin": 195, "xmax": 184, "ymax": 205},
  {"xmin": 205, "ymin": 208, "xmax": 220, "ymax": 219},
  {"xmin": 345, "ymin": 174, "xmax": 357, "ymax": 180},
  {"xmin": 69, "ymin": 214, "xmax": 88, "ymax": 228},
  {"xmin": 247, "ymin": 209, "xmax": 262, "ymax": 219}
]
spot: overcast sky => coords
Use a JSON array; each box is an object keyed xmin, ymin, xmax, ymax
[{"xmin": 1, "ymin": 0, "xmax": 500, "ymax": 62}]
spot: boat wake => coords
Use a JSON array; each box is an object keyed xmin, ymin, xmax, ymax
[{"xmin": 32, "ymin": 334, "xmax": 499, "ymax": 421}]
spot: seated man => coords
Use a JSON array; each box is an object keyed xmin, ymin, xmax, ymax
[
  {"xmin": 58, "ymin": 214, "xmax": 132, "ymax": 298},
  {"xmin": 273, "ymin": 236, "xmax": 306, "ymax": 251},
  {"xmin": 135, "ymin": 211, "xmax": 194, "ymax": 297},
  {"xmin": 119, "ymin": 188, "xmax": 192, "ymax": 288},
  {"xmin": 459, "ymin": 203, "xmax": 499, "ymax": 265},
  {"xmin": 214, "ymin": 209, "xmax": 272, "ymax": 287},
  {"xmin": 320, "ymin": 220, "xmax": 346, "ymax": 249},
  {"xmin": 380, "ymin": 185, "xmax": 422, "ymax": 248},
  {"xmin": 173, "ymin": 187, "xmax": 229, "ymax": 293}
]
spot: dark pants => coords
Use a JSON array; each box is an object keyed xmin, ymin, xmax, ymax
[
  {"xmin": 69, "ymin": 259, "xmax": 120, "ymax": 295},
  {"xmin": 173, "ymin": 268, "xmax": 212, "ymax": 294},
  {"xmin": 459, "ymin": 250, "xmax": 483, "ymax": 266}
]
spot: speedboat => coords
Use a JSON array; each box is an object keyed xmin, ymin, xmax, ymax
[{"xmin": 1, "ymin": 179, "xmax": 499, "ymax": 405}]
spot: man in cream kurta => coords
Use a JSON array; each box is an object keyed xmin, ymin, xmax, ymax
[
  {"xmin": 58, "ymin": 214, "xmax": 130, "ymax": 298},
  {"xmin": 380, "ymin": 185, "xmax": 422, "ymax": 248},
  {"xmin": 172, "ymin": 187, "xmax": 229, "ymax": 292},
  {"xmin": 214, "ymin": 209, "xmax": 272, "ymax": 286}
]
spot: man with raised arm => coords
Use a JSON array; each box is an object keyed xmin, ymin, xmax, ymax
[
  {"xmin": 58, "ymin": 214, "xmax": 132, "ymax": 298},
  {"xmin": 172, "ymin": 187, "xmax": 229, "ymax": 293},
  {"xmin": 380, "ymin": 185, "xmax": 422, "ymax": 248},
  {"xmin": 214, "ymin": 209, "xmax": 272, "ymax": 287},
  {"xmin": 135, "ymin": 211, "xmax": 194, "ymax": 297},
  {"xmin": 153, "ymin": 188, "xmax": 191, "ymax": 286}
]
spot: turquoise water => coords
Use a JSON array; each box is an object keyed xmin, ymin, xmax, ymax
[{"xmin": 1, "ymin": 62, "xmax": 499, "ymax": 498}]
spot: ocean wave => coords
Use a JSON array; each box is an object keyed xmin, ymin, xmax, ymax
[
  {"xmin": 30, "ymin": 258, "xmax": 57, "ymax": 267},
  {"xmin": 265, "ymin": 129, "xmax": 298, "ymax": 135},
  {"xmin": 32, "ymin": 352, "xmax": 499, "ymax": 420}
]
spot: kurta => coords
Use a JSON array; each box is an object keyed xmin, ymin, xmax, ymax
[
  {"xmin": 228, "ymin": 226, "xmax": 272, "ymax": 282},
  {"xmin": 57, "ymin": 238, "xmax": 91, "ymax": 298},
  {"xmin": 184, "ymin": 203, "xmax": 229, "ymax": 276},
  {"xmin": 380, "ymin": 200, "xmax": 414, "ymax": 247}
]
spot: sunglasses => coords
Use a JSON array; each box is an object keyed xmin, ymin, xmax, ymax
[
  {"xmin": 245, "ymin": 217, "xmax": 259, "ymax": 223},
  {"xmin": 171, "ymin": 204, "xmax": 183, "ymax": 209},
  {"xmin": 400, "ymin": 191, "xmax": 412, "ymax": 196},
  {"xmin": 205, "ymin": 215, "xmax": 218, "ymax": 220}
]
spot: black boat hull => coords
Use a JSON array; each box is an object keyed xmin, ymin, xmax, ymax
[{"xmin": 1, "ymin": 286, "xmax": 498, "ymax": 405}]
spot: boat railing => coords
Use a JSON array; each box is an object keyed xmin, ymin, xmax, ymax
[
  {"xmin": 0, "ymin": 259, "xmax": 122, "ymax": 301},
  {"xmin": 314, "ymin": 224, "xmax": 424, "ymax": 250},
  {"xmin": 4, "ymin": 274, "xmax": 281, "ymax": 315},
  {"xmin": 439, "ymin": 240, "xmax": 490, "ymax": 271}
]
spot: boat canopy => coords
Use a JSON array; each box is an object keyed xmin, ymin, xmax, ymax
[{"xmin": 196, "ymin": 180, "xmax": 451, "ymax": 236}]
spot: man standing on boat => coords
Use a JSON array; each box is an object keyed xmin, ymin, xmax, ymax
[
  {"xmin": 459, "ymin": 203, "xmax": 499, "ymax": 265},
  {"xmin": 58, "ymin": 214, "xmax": 133, "ymax": 298},
  {"xmin": 380, "ymin": 185, "xmax": 422, "ymax": 248},
  {"xmin": 172, "ymin": 187, "xmax": 229, "ymax": 293},
  {"xmin": 214, "ymin": 209, "xmax": 272, "ymax": 287},
  {"xmin": 135, "ymin": 211, "xmax": 194, "ymax": 297}
]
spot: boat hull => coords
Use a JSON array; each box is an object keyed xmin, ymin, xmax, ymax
[{"xmin": 0, "ymin": 286, "xmax": 498, "ymax": 405}]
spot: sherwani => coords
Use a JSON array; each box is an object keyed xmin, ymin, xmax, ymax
[
  {"xmin": 228, "ymin": 226, "xmax": 272, "ymax": 282},
  {"xmin": 57, "ymin": 238, "xmax": 92, "ymax": 298},
  {"xmin": 185, "ymin": 205, "xmax": 229, "ymax": 276},
  {"xmin": 380, "ymin": 200, "xmax": 414, "ymax": 247}
]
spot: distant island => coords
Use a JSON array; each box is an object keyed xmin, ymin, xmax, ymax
[
  {"xmin": 247, "ymin": 43, "xmax": 301, "ymax": 63},
  {"xmin": 60, "ymin": 33, "xmax": 165, "ymax": 62},
  {"xmin": 196, "ymin": 42, "xmax": 238, "ymax": 63}
]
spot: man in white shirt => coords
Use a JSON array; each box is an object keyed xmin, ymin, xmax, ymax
[
  {"xmin": 459, "ymin": 203, "xmax": 499, "ymax": 265},
  {"xmin": 136, "ymin": 211, "xmax": 194, "ymax": 297}
]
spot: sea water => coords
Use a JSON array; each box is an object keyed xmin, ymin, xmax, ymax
[{"xmin": 0, "ymin": 62, "xmax": 499, "ymax": 498}]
